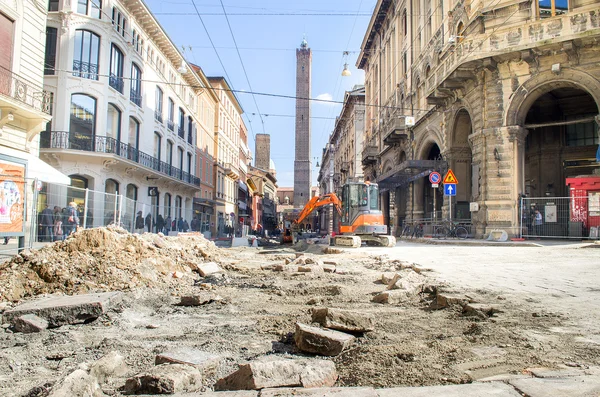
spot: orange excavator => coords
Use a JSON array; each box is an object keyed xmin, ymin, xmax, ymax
[{"xmin": 282, "ymin": 182, "xmax": 396, "ymax": 248}]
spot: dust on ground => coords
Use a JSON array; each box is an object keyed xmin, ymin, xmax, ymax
[{"xmin": 0, "ymin": 227, "xmax": 598, "ymax": 396}]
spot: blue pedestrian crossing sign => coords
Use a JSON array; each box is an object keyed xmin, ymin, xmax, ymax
[{"xmin": 444, "ymin": 183, "xmax": 457, "ymax": 196}]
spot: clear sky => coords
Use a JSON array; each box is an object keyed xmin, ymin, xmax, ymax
[{"xmin": 144, "ymin": 0, "xmax": 376, "ymax": 187}]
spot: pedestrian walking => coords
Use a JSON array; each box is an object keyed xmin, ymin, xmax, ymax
[
  {"xmin": 145, "ymin": 213, "xmax": 152, "ymax": 233},
  {"xmin": 135, "ymin": 211, "xmax": 144, "ymax": 234},
  {"xmin": 533, "ymin": 209, "xmax": 543, "ymax": 237},
  {"xmin": 66, "ymin": 202, "xmax": 80, "ymax": 236},
  {"xmin": 156, "ymin": 214, "xmax": 165, "ymax": 234},
  {"xmin": 40, "ymin": 205, "xmax": 54, "ymax": 242},
  {"xmin": 165, "ymin": 215, "xmax": 172, "ymax": 234}
]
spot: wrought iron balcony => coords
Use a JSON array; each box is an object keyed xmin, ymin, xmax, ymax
[
  {"xmin": 109, "ymin": 74, "xmax": 124, "ymax": 93},
  {"xmin": 72, "ymin": 60, "xmax": 98, "ymax": 80},
  {"xmin": 0, "ymin": 66, "xmax": 52, "ymax": 115},
  {"xmin": 130, "ymin": 89, "xmax": 142, "ymax": 107},
  {"xmin": 154, "ymin": 110, "xmax": 163, "ymax": 123},
  {"xmin": 40, "ymin": 131, "xmax": 201, "ymax": 187},
  {"xmin": 340, "ymin": 161, "xmax": 350, "ymax": 172},
  {"xmin": 362, "ymin": 145, "xmax": 378, "ymax": 166},
  {"xmin": 178, "ymin": 125, "xmax": 185, "ymax": 138},
  {"xmin": 167, "ymin": 119, "xmax": 174, "ymax": 131}
]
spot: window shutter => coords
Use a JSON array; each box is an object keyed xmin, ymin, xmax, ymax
[{"xmin": 0, "ymin": 13, "xmax": 14, "ymax": 71}]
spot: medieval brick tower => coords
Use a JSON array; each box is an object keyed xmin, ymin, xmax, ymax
[{"xmin": 294, "ymin": 37, "xmax": 312, "ymax": 208}]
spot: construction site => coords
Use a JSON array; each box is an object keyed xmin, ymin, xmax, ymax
[{"xmin": 0, "ymin": 227, "xmax": 599, "ymax": 397}]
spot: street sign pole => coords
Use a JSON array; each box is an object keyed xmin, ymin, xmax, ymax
[
  {"xmin": 449, "ymin": 194, "xmax": 452, "ymax": 223},
  {"xmin": 433, "ymin": 188, "xmax": 436, "ymax": 222}
]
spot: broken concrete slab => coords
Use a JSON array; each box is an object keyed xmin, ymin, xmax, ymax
[
  {"xmin": 294, "ymin": 323, "xmax": 355, "ymax": 356},
  {"xmin": 376, "ymin": 382, "xmax": 522, "ymax": 396},
  {"xmin": 436, "ymin": 293, "xmax": 472, "ymax": 309},
  {"xmin": 260, "ymin": 387, "xmax": 377, "ymax": 397},
  {"xmin": 372, "ymin": 290, "xmax": 409, "ymax": 304},
  {"xmin": 48, "ymin": 369, "xmax": 105, "ymax": 397},
  {"xmin": 463, "ymin": 303, "xmax": 502, "ymax": 317},
  {"xmin": 13, "ymin": 314, "xmax": 48, "ymax": 333},
  {"xmin": 380, "ymin": 272, "xmax": 397, "ymax": 284},
  {"xmin": 299, "ymin": 360, "xmax": 338, "ymax": 388},
  {"xmin": 323, "ymin": 264, "xmax": 336, "ymax": 273},
  {"xmin": 179, "ymin": 293, "xmax": 222, "ymax": 306},
  {"xmin": 311, "ymin": 308, "xmax": 374, "ymax": 333},
  {"xmin": 197, "ymin": 262, "xmax": 223, "ymax": 277},
  {"xmin": 3, "ymin": 292, "xmax": 122, "ymax": 328},
  {"xmin": 509, "ymin": 376, "xmax": 600, "ymax": 397},
  {"xmin": 89, "ymin": 351, "xmax": 128, "ymax": 384},
  {"xmin": 214, "ymin": 360, "xmax": 302, "ymax": 390},
  {"xmin": 273, "ymin": 264, "xmax": 297, "ymax": 272},
  {"xmin": 387, "ymin": 272, "xmax": 424, "ymax": 292},
  {"xmin": 298, "ymin": 265, "xmax": 325, "ymax": 273},
  {"xmin": 155, "ymin": 349, "xmax": 221, "ymax": 374},
  {"xmin": 124, "ymin": 364, "xmax": 202, "ymax": 394},
  {"xmin": 525, "ymin": 367, "xmax": 587, "ymax": 378}
]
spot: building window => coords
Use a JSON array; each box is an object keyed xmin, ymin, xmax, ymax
[
  {"xmin": 168, "ymin": 98, "xmax": 175, "ymax": 131},
  {"xmin": 130, "ymin": 63, "xmax": 142, "ymax": 107},
  {"xmin": 155, "ymin": 87, "xmax": 163, "ymax": 122},
  {"xmin": 187, "ymin": 116, "xmax": 194, "ymax": 144},
  {"xmin": 154, "ymin": 132, "xmax": 162, "ymax": 160},
  {"xmin": 178, "ymin": 147, "xmax": 184, "ymax": 170},
  {"xmin": 539, "ymin": 0, "xmax": 568, "ymax": 18},
  {"xmin": 128, "ymin": 117, "xmax": 140, "ymax": 150},
  {"xmin": 106, "ymin": 103, "xmax": 121, "ymax": 141},
  {"xmin": 126, "ymin": 184, "xmax": 138, "ymax": 201},
  {"xmin": 48, "ymin": 0, "xmax": 59, "ymax": 12},
  {"xmin": 109, "ymin": 43, "xmax": 124, "ymax": 93},
  {"xmin": 566, "ymin": 121, "xmax": 599, "ymax": 147},
  {"xmin": 175, "ymin": 196, "xmax": 182, "ymax": 219},
  {"xmin": 76, "ymin": 0, "xmax": 101, "ymax": 18},
  {"xmin": 73, "ymin": 30, "xmax": 100, "ymax": 80},
  {"xmin": 112, "ymin": 7, "xmax": 126, "ymax": 37},
  {"xmin": 44, "ymin": 27, "xmax": 58, "ymax": 75},
  {"xmin": 70, "ymin": 94, "xmax": 97, "ymax": 150},
  {"xmin": 132, "ymin": 29, "xmax": 144, "ymax": 54},
  {"xmin": 178, "ymin": 108, "xmax": 185, "ymax": 138},
  {"xmin": 164, "ymin": 193, "xmax": 172, "ymax": 217},
  {"xmin": 167, "ymin": 140, "xmax": 173, "ymax": 166},
  {"xmin": 187, "ymin": 152, "xmax": 192, "ymax": 174}
]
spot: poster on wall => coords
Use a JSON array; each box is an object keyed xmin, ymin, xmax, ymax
[
  {"xmin": 545, "ymin": 205, "xmax": 557, "ymax": 223},
  {"xmin": 0, "ymin": 160, "xmax": 26, "ymax": 234}
]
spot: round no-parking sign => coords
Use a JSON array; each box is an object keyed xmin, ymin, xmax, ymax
[{"xmin": 429, "ymin": 172, "xmax": 441, "ymax": 184}]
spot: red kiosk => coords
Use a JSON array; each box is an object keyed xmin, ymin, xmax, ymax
[{"xmin": 566, "ymin": 176, "xmax": 600, "ymax": 238}]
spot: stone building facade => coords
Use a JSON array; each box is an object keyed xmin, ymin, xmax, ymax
[
  {"xmin": 294, "ymin": 38, "xmax": 312, "ymax": 208},
  {"xmin": 254, "ymin": 133, "xmax": 270, "ymax": 171},
  {"xmin": 358, "ymin": 0, "xmax": 600, "ymax": 237}
]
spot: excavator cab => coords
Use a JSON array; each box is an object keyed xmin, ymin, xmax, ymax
[{"xmin": 339, "ymin": 182, "xmax": 387, "ymax": 236}]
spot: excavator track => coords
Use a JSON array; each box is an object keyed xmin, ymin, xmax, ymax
[{"xmin": 332, "ymin": 235, "xmax": 362, "ymax": 248}]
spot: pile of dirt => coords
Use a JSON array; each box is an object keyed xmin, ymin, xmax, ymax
[{"xmin": 0, "ymin": 227, "xmax": 224, "ymax": 302}]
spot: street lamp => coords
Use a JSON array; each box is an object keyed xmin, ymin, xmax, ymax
[{"xmin": 341, "ymin": 51, "xmax": 351, "ymax": 77}]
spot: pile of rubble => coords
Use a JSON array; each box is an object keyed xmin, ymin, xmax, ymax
[{"xmin": 0, "ymin": 226, "xmax": 223, "ymax": 302}]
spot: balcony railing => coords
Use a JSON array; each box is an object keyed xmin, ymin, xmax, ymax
[
  {"xmin": 362, "ymin": 145, "xmax": 378, "ymax": 166},
  {"xmin": 0, "ymin": 66, "xmax": 52, "ymax": 115},
  {"xmin": 130, "ymin": 89, "xmax": 142, "ymax": 107},
  {"xmin": 154, "ymin": 110, "xmax": 163, "ymax": 123},
  {"xmin": 40, "ymin": 131, "xmax": 200, "ymax": 186},
  {"xmin": 224, "ymin": 162, "xmax": 240, "ymax": 179},
  {"xmin": 167, "ymin": 119, "xmax": 174, "ymax": 131},
  {"xmin": 178, "ymin": 125, "xmax": 185, "ymax": 138},
  {"xmin": 72, "ymin": 60, "xmax": 98, "ymax": 80},
  {"xmin": 109, "ymin": 74, "xmax": 124, "ymax": 93}
]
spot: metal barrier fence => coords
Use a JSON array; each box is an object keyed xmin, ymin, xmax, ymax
[{"xmin": 520, "ymin": 196, "xmax": 599, "ymax": 239}]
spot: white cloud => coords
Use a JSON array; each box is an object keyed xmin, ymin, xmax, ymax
[{"xmin": 314, "ymin": 93, "xmax": 335, "ymax": 104}]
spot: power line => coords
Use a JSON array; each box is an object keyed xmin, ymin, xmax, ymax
[{"xmin": 219, "ymin": 0, "xmax": 262, "ymax": 138}]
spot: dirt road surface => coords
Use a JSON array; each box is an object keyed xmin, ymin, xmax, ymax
[{"xmin": 0, "ymin": 230, "xmax": 598, "ymax": 396}]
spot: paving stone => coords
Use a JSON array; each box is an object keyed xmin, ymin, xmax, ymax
[
  {"xmin": 376, "ymin": 382, "xmax": 522, "ymax": 396},
  {"xmin": 89, "ymin": 351, "xmax": 128, "ymax": 384},
  {"xmin": 3, "ymin": 292, "xmax": 122, "ymax": 328},
  {"xmin": 198, "ymin": 262, "xmax": 223, "ymax": 277},
  {"xmin": 124, "ymin": 364, "xmax": 203, "ymax": 394},
  {"xmin": 294, "ymin": 323, "xmax": 355, "ymax": 356},
  {"xmin": 371, "ymin": 290, "xmax": 409, "ymax": 304},
  {"xmin": 323, "ymin": 264, "xmax": 336, "ymax": 273},
  {"xmin": 436, "ymin": 293, "xmax": 472, "ymax": 309},
  {"xmin": 155, "ymin": 349, "xmax": 221, "ymax": 374},
  {"xmin": 260, "ymin": 387, "xmax": 378, "ymax": 396},
  {"xmin": 387, "ymin": 272, "xmax": 424, "ymax": 292},
  {"xmin": 13, "ymin": 314, "xmax": 48, "ymax": 333},
  {"xmin": 214, "ymin": 360, "xmax": 302, "ymax": 390},
  {"xmin": 509, "ymin": 376, "xmax": 600, "ymax": 397},
  {"xmin": 273, "ymin": 264, "xmax": 297, "ymax": 272},
  {"xmin": 300, "ymin": 360, "xmax": 338, "ymax": 388},
  {"xmin": 311, "ymin": 308, "xmax": 374, "ymax": 333},
  {"xmin": 298, "ymin": 265, "xmax": 325, "ymax": 273},
  {"xmin": 179, "ymin": 293, "xmax": 222, "ymax": 306}
]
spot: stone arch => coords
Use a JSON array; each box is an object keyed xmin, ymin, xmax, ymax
[
  {"xmin": 505, "ymin": 69, "xmax": 600, "ymax": 127},
  {"xmin": 381, "ymin": 159, "xmax": 393, "ymax": 174},
  {"xmin": 415, "ymin": 129, "xmax": 443, "ymax": 160}
]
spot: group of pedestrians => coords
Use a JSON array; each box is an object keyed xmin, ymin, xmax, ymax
[
  {"xmin": 134, "ymin": 212, "xmax": 203, "ymax": 235},
  {"xmin": 37, "ymin": 202, "xmax": 80, "ymax": 242}
]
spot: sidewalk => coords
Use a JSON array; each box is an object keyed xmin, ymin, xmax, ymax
[{"xmin": 398, "ymin": 236, "xmax": 596, "ymax": 248}]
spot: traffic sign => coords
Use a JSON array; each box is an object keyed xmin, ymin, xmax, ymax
[
  {"xmin": 432, "ymin": 183, "xmax": 439, "ymax": 188},
  {"xmin": 429, "ymin": 172, "xmax": 441, "ymax": 184},
  {"xmin": 443, "ymin": 169, "xmax": 459, "ymax": 184},
  {"xmin": 444, "ymin": 183, "xmax": 457, "ymax": 196}
]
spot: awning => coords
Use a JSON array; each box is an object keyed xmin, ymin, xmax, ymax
[
  {"xmin": 377, "ymin": 160, "xmax": 447, "ymax": 192},
  {"xmin": 1, "ymin": 146, "xmax": 70, "ymax": 185}
]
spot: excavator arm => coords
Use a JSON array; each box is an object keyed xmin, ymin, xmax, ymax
[{"xmin": 293, "ymin": 193, "xmax": 342, "ymax": 226}]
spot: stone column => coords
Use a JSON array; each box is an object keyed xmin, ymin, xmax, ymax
[
  {"xmin": 389, "ymin": 190, "xmax": 396, "ymax": 235},
  {"xmin": 480, "ymin": 126, "xmax": 528, "ymax": 237}
]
